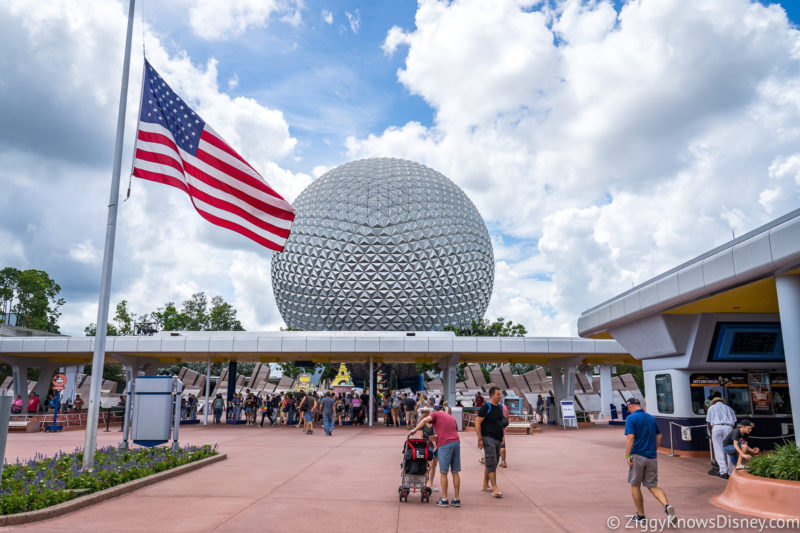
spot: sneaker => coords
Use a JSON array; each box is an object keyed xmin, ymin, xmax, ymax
[
  {"xmin": 632, "ymin": 514, "xmax": 646, "ymax": 523},
  {"xmin": 719, "ymin": 473, "xmax": 729, "ymax": 480},
  {"xmin": 451, "ymin": 499, "xmax": 461, "ymax": 507},
  {"xmin": 665, "ymin": 505, "xmax": 677, "ymax": 526},
  {"xmin": 435, "ymin": 498, "xmax": 449, "ymax": 507}
]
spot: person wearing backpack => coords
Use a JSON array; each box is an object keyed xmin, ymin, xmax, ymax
[
  {"xmin": 476, "ymin": 386, "xmax": 506, "ymax": 498},
  {"xmin": 390, "ymin": 392, "xmax": 402, "ymax": 428},
  {"xmin": 213, "ymin": 394, "xmax": 224, "ymax": 424},
  {"xmin": 301, "ymin": 391, "xmax": 317, "ymax": 434}
]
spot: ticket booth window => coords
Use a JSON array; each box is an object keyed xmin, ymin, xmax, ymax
[
  {"xmin": 772, "ymin": 373, "xmax": 791, "ymax": 415},
  {"xmin": 655, "ymin": 374, "xmax": 674, "ymax": 414}
]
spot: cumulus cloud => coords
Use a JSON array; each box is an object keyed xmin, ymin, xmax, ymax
[
  {"xmin": 187, "ymin": 0, "xmax": 304, "ymax": 40},
  {"xmin": 321, "ymin": 9, "xmax": 333, "ymax": 25},
  {"xmin": 349, "ymin": 0, "xmax": 800, "ymax": 334},
  {"xmin": 0, "ymin": 0, "xmax": 311, "ymax": 335}
]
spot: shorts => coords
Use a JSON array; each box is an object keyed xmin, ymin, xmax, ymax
[
  {"xmin": 304, "ymin": 412, "xmax": 313, "ymax": 422},
  {"xmin": 437, "ymin": 441, "xmax": 461, "ymax": 474},
  {"xmin": 482, "ymin": 436, "xmax": 502, "ymax": 473},
  {"xmin": 627, "ymin": 455, "xmax": 658, "ymax": 488},
  {"xmin": 405, "ymin": 411, "xmax": 415, "ymax": 423}
]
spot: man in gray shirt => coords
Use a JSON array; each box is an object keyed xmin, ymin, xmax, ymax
[{"xmin": 321, "ymin": 392, "xmax": 336, "ymax": 436}]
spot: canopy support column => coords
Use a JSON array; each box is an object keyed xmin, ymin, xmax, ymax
[
  {"xmin": 599, "ymin": 365, "xmax": 613, "ymax": 418},
  {"xmin": 11, "ymin": 364, "xmax": 28, "ymax": 413},
  {"xmin": 776, "ymin": 275, "xmax": 800, "ymax": 447},
  {"xmin": 368, "ymin": 356, "xmax": 374, "ymax": 427},
  {"xmin": 204, "ymin": 354, "xmax": 212, "ymax": 426},
  {"xmin": 441, "ymin": 354, "xmax": 459, "ymax": 410}
]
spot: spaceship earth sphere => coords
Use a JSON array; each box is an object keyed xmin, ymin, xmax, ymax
[{"xmin": 271, "ymin": 158, "xmax": 494, "ymax": 331}]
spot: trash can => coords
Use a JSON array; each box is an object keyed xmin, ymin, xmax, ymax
[{"xmin": 132, "ymin": 376, "xmax": 175, "ymax": 447}]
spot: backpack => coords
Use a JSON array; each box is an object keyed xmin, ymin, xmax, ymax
[
  {"xmin": 485, "ymin": 402, "xmax": 509, "ymax": 428},
  {"xmin": 391, "ymin": 396, "xmax": 401, "ymax": 409}
]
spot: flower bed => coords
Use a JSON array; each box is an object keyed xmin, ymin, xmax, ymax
[
  {"xmin": 748, "ymin": 442, "xmax": 800, "ymax": 481},
  {"xmin": 1, "ymin": 444, "xmax": 217, "ymax": 515}
]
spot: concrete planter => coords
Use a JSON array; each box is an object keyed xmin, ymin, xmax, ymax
[{"xmin": 710, "ymin": 470, "xmax": 800, "ymax": 520}]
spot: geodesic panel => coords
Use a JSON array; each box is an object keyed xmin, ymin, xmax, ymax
[{"xmin": 271, "ymin": 158, "xmax": 494, "ymax": 331}]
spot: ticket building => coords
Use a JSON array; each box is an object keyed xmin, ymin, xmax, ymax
[{"xmin": 578, "ymin": 209, "xmax": 800, "ymax": 451}]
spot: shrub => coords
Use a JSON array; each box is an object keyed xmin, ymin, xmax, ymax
[
  {"xmin": 748, "ymin": 442, "xmax": 800, "ymax": 482},
  {"xmin": 0, "ymin": 444, "xmax": 217, "ymax": 515}
]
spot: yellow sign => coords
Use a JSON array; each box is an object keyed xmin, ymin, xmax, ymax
[
  {"xmin": 331, "ymin": 363, "xmax": 353, "ymax": 387},
  {"xmin": 291, "ymin": 373, "xmax": 315, "ymax": 392}
]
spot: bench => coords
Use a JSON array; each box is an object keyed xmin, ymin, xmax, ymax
[
  {"xmin": 8, "ymin": 420, "xmax": 39, "ymax": 432},
  {"xmin": 506, "ymin": 421, "xmax": 533, "ymax": 434}
]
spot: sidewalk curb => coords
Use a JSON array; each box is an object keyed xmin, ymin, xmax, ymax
[{"xmin": 0, "ymin": 453, "xmax": 227, "ymax": 526}]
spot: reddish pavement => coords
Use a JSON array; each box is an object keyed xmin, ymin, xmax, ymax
[{"xmin": 3, "ymin": 422, "xmax": 768, "ymax": 532}]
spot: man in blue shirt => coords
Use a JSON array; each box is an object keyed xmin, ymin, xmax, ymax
[{"xmin": 624, "ymin": 398, "xmax": 676, "ymax": 526}]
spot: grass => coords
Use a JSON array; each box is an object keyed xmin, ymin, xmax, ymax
[
  {"xmin": 748, "ymin": 442, "xmax": 800, "ymax": 482},
  {"xmin": 0, "ymin": 444, "xmax": 217, "ymax": 515}
]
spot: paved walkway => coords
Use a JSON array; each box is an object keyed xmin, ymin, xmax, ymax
[{"xmin": 4, "ymin": 422, "xmax": 765, "ymax": 532}]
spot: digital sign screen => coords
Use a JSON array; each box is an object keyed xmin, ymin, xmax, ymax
[{"xmin": 709, "ymin": 323, "xmax": 785, "ymax": 362}]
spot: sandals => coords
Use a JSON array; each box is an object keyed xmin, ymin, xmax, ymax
[
  {"xmin": 482, "ymin": 488, "xmax": 493, "ymax": 492},
  {"xmin": 491, "ymin": 492, "xmax": 503, "ymax": 498},
  {"xmin": 500, "ymin": 462, "xmax": 507, "ymax": 468}
]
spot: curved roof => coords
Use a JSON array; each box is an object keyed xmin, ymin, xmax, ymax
[{"xmin": 578, "ymin": 208, "xmax": 800, "ymax": 338}]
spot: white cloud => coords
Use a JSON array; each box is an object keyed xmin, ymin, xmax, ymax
[
  {"xmin": 186, "ymin": 0, "xmax": 304, "ymax": 40},
  {"xmin": 382, "ymin": 26, "xmax": 411, "ymax": 56},
  {"xmin": 321, "ymin": 9, "xmax": 333, "ymax": 25},
  {"xmin": 0, "ymin": 0, "xmax": 310, "ymax": 335},
  {"xmin": 228, "ymin": 73, "xmax": 239, "ymax": 90},
  {"xmin": 353, "ymin": 0, "xmax": 800, "ymax": 334},
  {"xmin": 68, "ymin": 240, "xmax": 101, "ymax": 266},
  {"xmin": 345, "ymin": 9, "xmax": 361, "ymax": 34}
]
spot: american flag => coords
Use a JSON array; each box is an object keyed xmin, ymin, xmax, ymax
[{"xmin": 132, "ymin": 60, "xmax": 295, "ymax": 251}]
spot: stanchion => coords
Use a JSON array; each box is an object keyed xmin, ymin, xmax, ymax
[
  {"xmin": 668, "ymin": 421, "xmax": 676, "ymax": 456},
  {"xmin": 104, "ymin": 410, "xmax": 111, "ymax": 432}
]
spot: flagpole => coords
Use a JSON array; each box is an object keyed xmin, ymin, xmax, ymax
[{"xmin": 83, "ymin": 0, "xmax": 137, "ymax": 471}]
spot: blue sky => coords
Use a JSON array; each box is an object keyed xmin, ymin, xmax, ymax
[{"xmin": 2, "ymin": 0, "xmax": 800, "ymax": 337}]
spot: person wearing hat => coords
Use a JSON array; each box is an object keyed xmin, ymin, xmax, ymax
[
  {"xmin": 705, "ymin": 393, "xmax": 737, "ymax": 479},
  {"xmin": 624, "ymin": 397, "xmax": 677, "ymax": 526}
]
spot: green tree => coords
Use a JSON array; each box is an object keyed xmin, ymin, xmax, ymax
[
  {"xmin": 83, "ymin": 322, "xmax": 119, "ymax": 337},
  {"xmin": 152, "ymin": 303, "xmax": 186, "ymax": 331},
  {"xmin": 0, "ymin": 267, "xmax": 20, "ymax": 324},
  {"xmin": 0, "ymin": 268, "xmax": 65, "ymax": 332},
  {"xmin": 181, "ymin": 292, "xmax": 208, "ymax": 331},
  {"xmin": 444, "ymin": 317, "xmax": 529, "ymax": 383},
  {"xmin": 445, "ymin": 317, "xmax": 527, "ymax": 337},
  {"xmin": 84, "ymin": 300, "xmax": 137, "ymax": 336},
  {"xmin": 208, "ymin": 296, "xmax": 244, "ymax": 331}
]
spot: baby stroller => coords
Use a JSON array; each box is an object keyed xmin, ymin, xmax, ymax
[{"xmin": 399, "ymin": 434, "xmax": 433, "ymax": 503}]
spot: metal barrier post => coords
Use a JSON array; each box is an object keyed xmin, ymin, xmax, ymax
[
  {"xmin": 669, "ymin": 422, "xmax": 676, "ymax": 457},
  {"xmin": 172, "ymin": 379, "xmax": 183, "ymax": 451}
]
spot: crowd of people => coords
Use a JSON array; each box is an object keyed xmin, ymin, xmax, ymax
[
  {"xmin": 206, "ymin": 388, "xmax": 464, "ymax": 434},
  {"xmin": 9, "ymin": 391, "xmax": 81, "ymax": 414},
  {"xmin": 209, "ymin": 389, "xmax": 383, "ymax": 433}
]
